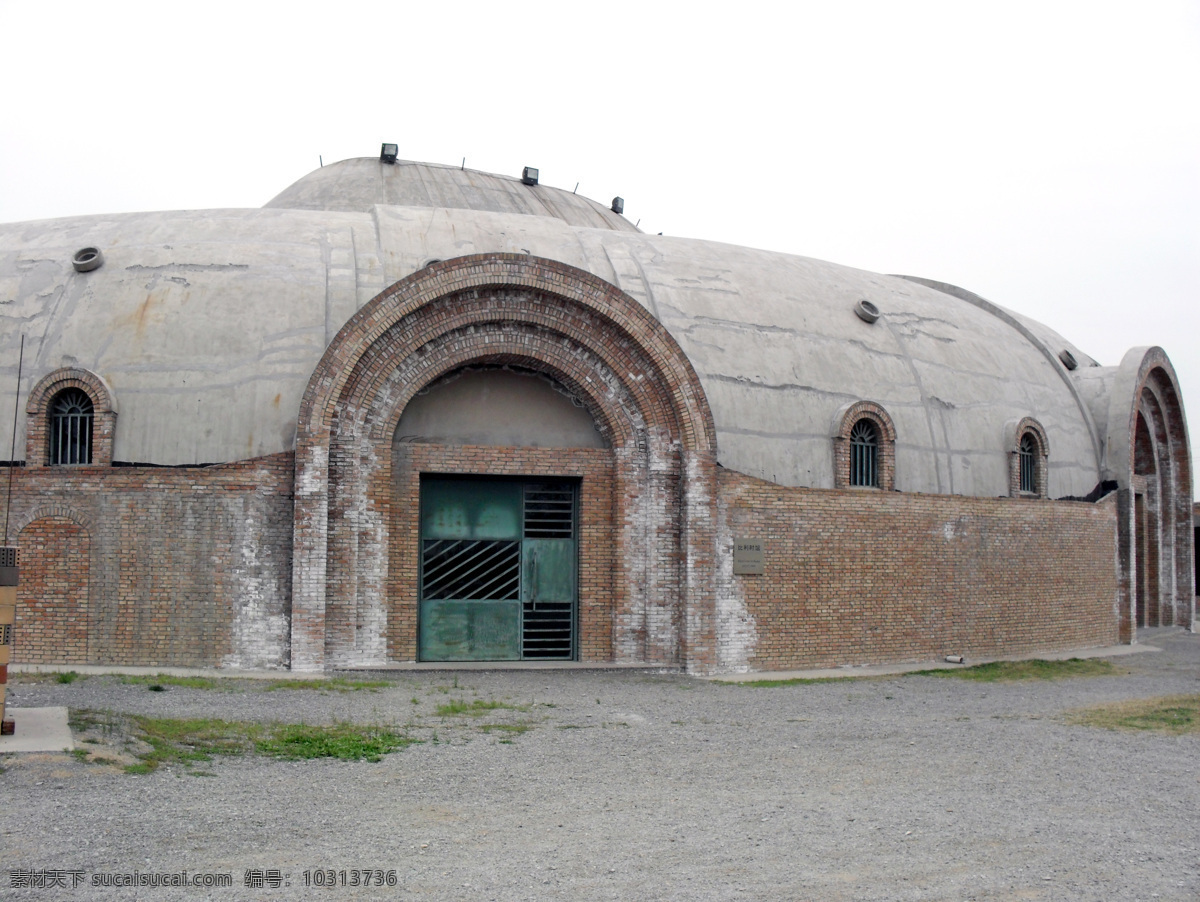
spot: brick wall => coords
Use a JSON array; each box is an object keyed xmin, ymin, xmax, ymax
[
  {"xmin": 719, "ymin": 469, "xmax": 1119, "ymax": 671},
  {"xmin": 8, "ymin": 453, "xmax": 294, "ymax": 668},
  {"xmin": 13, "ymin": 517, "xmax": 89, "ymax": 663}
]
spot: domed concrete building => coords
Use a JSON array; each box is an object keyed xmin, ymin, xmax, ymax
[{"xmin": 0, "ymin": 154, "xmax": 1192, "ymax": 673}]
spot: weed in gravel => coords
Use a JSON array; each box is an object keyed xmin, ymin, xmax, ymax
[
  {"xmin": 120, "ymin": 675, "xmax": 233, "ymax": 691},
  {"xmin": 1066, "ymin": 694, "xmax": 1200, "ymax": 735},
  {"xmin": 480, "ymin": 723, "xmax": 532, "ymax": 736},
  {"xmin": 911, "ymin": 658, "xmax": 1119, "ymax": 682},
  {"xmin": 57, "ymin": 671, "xmax": 81, "ymax": 684},
  {"xmin": 69, "ymin": 708, "xmax": 122, "ymax": 737},
  {"xmin": 128, "ymin": 716, "xmax": 259, "ymax": 773},
  {"xmin": 266, "ymin": 678, "xmax": 390, "ymax": 692},
  {"xmin": 729, "ymin": 676, "xmax": 854, "ymax": 687},
  {"xmin": 69, "ymin": 748, "xmax": 90, "ymax": 762},
  {"xmin": 435, "ymin": 699, "xmax": 524, "ymax": 717},
  {"xmin": 122, "ymin": 716, "xmax": 418, "ymax": 772},
  {"xmin": 255, "ymin": 723, "xmax": 417, "ymax": 762}
]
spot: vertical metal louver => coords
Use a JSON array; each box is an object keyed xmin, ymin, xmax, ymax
[
  {"xmin": 1019, "ymin": 433, "xmax": 1037, "ymax": 493},
  {"xmin": 49, "ymin": 388, "xmax": 93, "ymax": 465},
  {"xmin": 849, "ymin": 419, "xmax": 879, "ymax": 488}
]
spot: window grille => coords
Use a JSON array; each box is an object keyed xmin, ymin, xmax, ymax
[
  {"xmin": 49, "ymin": 388, "xmax": 94, "ymax": 465},
  {"xmin": 1019, "ymin": 432, "xmax": 1037, "ymax": 493},
  {"xmin": 849, "ymin": 419, "xmax": 880, "ymax": 487}
]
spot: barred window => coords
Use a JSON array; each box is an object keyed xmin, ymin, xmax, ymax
[
  {"xmin": 1019, "ymin": 432, "xmax": 1037, "ymax": 493},
  {"xmin": 849, "ymin": 418, "xmax": 880, "ymax": 488},
  {"xmin": 49, "ymin": 388, "xmax": 94, "ymax": 465}
]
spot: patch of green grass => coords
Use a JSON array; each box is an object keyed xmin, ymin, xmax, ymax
[
  {"xmin": 727, "ymin": 676, "xmax": 854, "ymax": 687},
  {"xmin": 480, "ymin": 723, "xmax": 532, "ymax": 736},
  {"xmin": 911, "ymin": 658, "xmax": 1119, "ymax": 682},
  {"xmin": 1066, "ymin": 695, "xmax": 1200, "ymax": 735},
  {"xmin": 69, "ymin": 747, "xmax": 90, "ymax": 762},
  {"xmin": 265, "ymin": 678, "xmax": 390, "ymax": 693},
  {"xmin": 120, "ymin": 674, "xmax": 232, "ymax": 691},
  {"xmin": 56, "ymin": 671, "xmax": 81, "ymax": 684},
  {"xmin": 128, "ymin": 716, "xmax": 260, "ymax": 772},
  {"xmin": 69, "ymin": 708, "xmax": 122, "ymax": 737},
  {"xmin": 256, "ymin": 723, "xmax": 417, "ymax": 762},
  {"xmin": 434, "ymin": 699, "xmax": 524, "ymax": 717},
  {"xmin": 121, "ymin": 715, "xmax": 417, "ymax": 772}
]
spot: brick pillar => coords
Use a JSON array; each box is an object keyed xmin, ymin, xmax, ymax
[
  {"xmin": 680, "ymin": 449, "xmax": 719, "ymax": 673},
  {"xmin": 290, "ymin": 442, "xmax": 329, "ymax": 671}
]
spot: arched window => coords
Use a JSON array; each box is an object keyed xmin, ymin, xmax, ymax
[
  {"xmin": 49, "ymin": 388, "xmax": 94, "ymax": 465},
  {"xmin": 849, "ymin": 418, "xmax": 880, "ymax": 487},
  {"xmin": 1018, "ymin": 432, "xmax": 1037, "ymax": 493},
  {"xmin": 833, "ymin": 401, "xmax": 896, "ymax": 490},
  {"xmin": 1006, "ymin": 418, "xmax": 1048, "ymax": 498}
]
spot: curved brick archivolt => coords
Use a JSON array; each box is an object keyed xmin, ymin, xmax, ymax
[
  {"xmin": 292, "ymin": 254, "xmax": 719, "ymax": 672},
  {"xmin": 24, "ymin": 367, "xmax": 118, "ymax": 467},
  {"xmin": 1111, "ymin": 351, "xmax": 1195, "ymax": 639}
]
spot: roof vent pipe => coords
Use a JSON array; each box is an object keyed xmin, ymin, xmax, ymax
[
  {"xmin": 611, "ymin": 197, "xmax": 624, "ymax": 214},
  {"xmin": 72, "ymin": 248, "xmax": 103, "ymax": 273},
  {"xmin": 854, "ymin": 299, "xmax": 880, "ymax": 324}
]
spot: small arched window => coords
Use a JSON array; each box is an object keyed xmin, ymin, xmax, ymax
[
  {"xmin": 1018, "ymin": 432, "xmax": 1037, "ymax": 493},
  {"xmin": 49, "ymin": 388, "xmax": 94, "ymax": 465},
  {"xmin": 833, "ymin": 401, "xmax": 896, "ymax": 491},
  {"xmin": 1006, "ymin": 418, "xmax": 1049, "ymax": 498},
  {"xmin": 849, "ymin": 418, "xmax": 880, "ymax": 488}
]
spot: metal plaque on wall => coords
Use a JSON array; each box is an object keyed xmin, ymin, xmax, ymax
[{"xmin": 733, "ymin": 538, "xmax": 764, "ymax": 575}]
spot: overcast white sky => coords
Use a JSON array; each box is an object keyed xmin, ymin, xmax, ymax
[{"xmin": 2, "ymin": 1, "xmax": 1197, "ymax": 495}]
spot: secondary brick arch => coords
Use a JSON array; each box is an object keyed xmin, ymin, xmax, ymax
[
  {"xmin": 15, "ymin": 514, "xmax": 92, "ymax": 663},
  {"xmin": 292, "ymin": 254, "xmax": 719, "ymax": 672},
  {"xmin": 1107, "ymin": 347, "xmax": 1194, "ymax": 640}
]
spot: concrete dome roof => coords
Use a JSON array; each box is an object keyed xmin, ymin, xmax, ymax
[
  {"xmin": 264, "ymin": 157, "xmax": 637, "ymax": 232},
  {"xmin": 0, "ymin": 161, "xmax": 1121, "ymax": 499}
]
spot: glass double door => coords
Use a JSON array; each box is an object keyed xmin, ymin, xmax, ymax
[{"xmin": 418, "ymin": 478, "xmax": 576, "ymax": 661}]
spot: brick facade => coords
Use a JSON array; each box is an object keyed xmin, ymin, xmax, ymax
[
  {"xmin": 8, "ymin": 454, "xmax": 293, "ymax": 668},
  {"xmin": 718, "ymin": 469, "xmax": 1119, "ymax": 671},
  {"xmin": 4, "ymin": 260, "xmax": 1185, "ymax": 675}
]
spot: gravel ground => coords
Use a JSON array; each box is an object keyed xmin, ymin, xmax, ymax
[{"xmin": 1, "ymin": 628, "xmax": 1198, "ymax": 902}]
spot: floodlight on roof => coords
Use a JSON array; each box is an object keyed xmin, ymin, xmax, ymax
[
  {"xmin": 611, "ymin": 197, "xmax": 624, "ymax": 214},
  {"xmin": 380, "ymin": 144, "xmax": 399, "ymax": 164},
  {"xmin": 521, "ymin": 166, "xmax": 539, "ymax": 186}
]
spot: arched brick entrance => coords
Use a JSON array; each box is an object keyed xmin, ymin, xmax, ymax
[{"xmin": 291, "ymin": 254, "xmax": 717, "ymax": 672}]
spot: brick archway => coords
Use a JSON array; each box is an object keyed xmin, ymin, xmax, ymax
[
  {"xmin": 291, "ymin": 254, "xmax": 717, "ymax": 672},
  {"xmin": 1108, "ymin": 347, "xmax": 1194, "ymax": 641}
]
